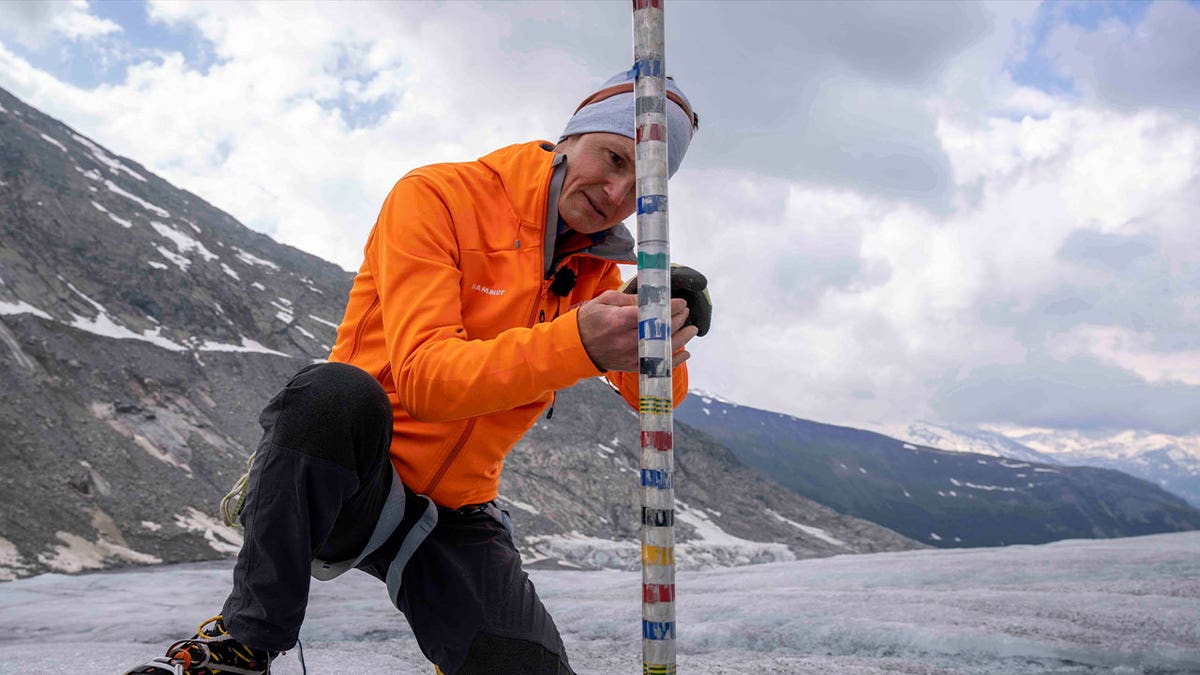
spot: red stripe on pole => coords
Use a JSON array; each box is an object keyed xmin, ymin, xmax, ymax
[
  {"xmin": 641, "ymin": 431, "xmax": 672, "ymax": 451},
  {"xmin": 637, "ymin": 124, "xmax": 667, "ymax": 143},
  {"xmin": 633, "ymin": 0, "xmax": 663, "ymax": 9},
  {"xmin": 643, "ymin": 583, "xmax": 676, "ymax": 603}
]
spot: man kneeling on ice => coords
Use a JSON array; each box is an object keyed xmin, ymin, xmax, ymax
[{"xmin": 125, "ymin": 67, "xmax": 710, "ymax": 675}]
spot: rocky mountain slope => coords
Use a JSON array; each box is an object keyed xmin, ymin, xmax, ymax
[
  {"xmin": 677, "ymin": 392, "xmax": 1200, "ymax": 548},
  {"xmin": 0, "ymin": 86, "xmax": 920, "ymax": 580}
]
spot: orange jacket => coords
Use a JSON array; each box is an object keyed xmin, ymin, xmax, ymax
[{"xmin": 330, "ymin": 141, "xmax": 688, "ymax": 508}]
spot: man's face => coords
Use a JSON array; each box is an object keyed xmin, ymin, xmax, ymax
[{"xmin": 556, "ymin": 132, "xmax": 637, "ymax": 234}]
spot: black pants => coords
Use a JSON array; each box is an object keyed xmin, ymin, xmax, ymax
[{"xmin": 220, "ymin": 362, "xmax": 573, "ymax": 675}]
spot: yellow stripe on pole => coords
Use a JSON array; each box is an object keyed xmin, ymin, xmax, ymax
[{"xmin": 641, "ymin": 544, "xmax": 675, "ymax": 566}]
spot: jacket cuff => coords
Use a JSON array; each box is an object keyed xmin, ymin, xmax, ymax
[{"xmin": 544, "ymin": 307, "xmax": 604, "ymax": 384}]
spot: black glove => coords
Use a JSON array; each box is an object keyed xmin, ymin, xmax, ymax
[{"xmin": 620, "ymin": 264, "xmax": 711, "ymax": 337}]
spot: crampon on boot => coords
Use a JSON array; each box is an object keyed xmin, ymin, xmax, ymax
[{"xmin": 123, "ymin": 615, "xmax": 278, "ymax": 674}]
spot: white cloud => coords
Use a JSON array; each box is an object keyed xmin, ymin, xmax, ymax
[
  {"xmin": 2, "ymin": 1, "xmax": 1199, "ymax": 435},
  {"xmin": 1046, "ymin": 1, "xmax": 1200, "ymax": 111},
  {"xmin": 0, "ymin": 1, "xmax": 119, "ymax": 47},
  {"xmin": 1047, "ymin": 325, "xmax": 1200, "ymax": 387}
]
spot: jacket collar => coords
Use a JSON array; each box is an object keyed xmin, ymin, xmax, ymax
[{"xmin": 478, "ymin": 141, "xmax": 635, "ymax": 268}]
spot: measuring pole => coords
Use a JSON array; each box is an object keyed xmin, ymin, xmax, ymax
[{"xmin": 633, "ymin": 1, "xmax": 675, "ymax": 673}]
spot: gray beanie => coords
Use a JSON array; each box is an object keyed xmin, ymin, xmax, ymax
[{"xmin": 560, "ymin": 67, "xmax": 697, "ymax": 178}]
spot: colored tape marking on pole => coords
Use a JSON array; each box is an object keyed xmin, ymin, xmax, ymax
[
  {"xmin": 638, "ymin": 317, "xmax": 669, "ymax": 340},
  {"xmin": 633, "ymin": 58, "xmax": 664, "ymax": 78},
  {"xmin": 643, "ymin": 664, "xmax": 677, "ymax": 675},
  {"xmin": 637, "ymin": 251, "xmax": 669, "ymax": 269},
  {"xmin": 641, "ymin": 430, "xmax": 672, "ymax": 451},
  {"xmin": 636, "ymin": 95, "xmax": 666, "ymax": 116},
  {"xmin": 642, "ymin": 507, "xmax": 675, "ymax": 527},
  {"xmin": 642, "ymin": 620, "xmax": 676, "ymax": 640},
  {"xmin": 642, "ymin": 544, "xmax": 675, "ymax": 565},
  {"xmin": 633, "ymin": 0, "xmax": 663, "ymax": 9},
  {"xmin": 643, "ymin": 583, "xmax": 676, "ymax": 603},
  {"xmin": 637, "ymin": 195, "xmax": 667, "ymax": 215},
  {"xmin": 639, "ymin": 396, "xmax": 672, "ymax": 415},
  {"xmin": 637, "ymin": 124, "xmax": 667, "ymax": 143},
  {"xmin": 641, "ymin": 468, "xmax": 674, "ymax": 488},
  {"xmin": 640, "ymin": 357, "xmax": 670, "ymax": 378}
]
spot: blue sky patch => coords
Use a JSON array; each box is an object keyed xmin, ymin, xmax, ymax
[
  {"xmin": 1008, "ymin": 0, "xmax": 1156, "ymax": 97},
  {"xmin": 6, "ymin": 0, "xmax": 218, "ymax": 89}
]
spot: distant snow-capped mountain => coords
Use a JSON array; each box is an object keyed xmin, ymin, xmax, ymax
[
  {"xmin": 994, "ymin": 427, "xmax": 1200, "ymax": 508},
  {"xmin": 877, "ymin": 421, "xmax": 1200, "ymax": 508},
  {"xmin": 678, "ymin": 389, "xmax": 1200, "ymax": 547},
  {"xmin": 871, "ymin": 421, "xmax": 1060, "ymax": 465}
]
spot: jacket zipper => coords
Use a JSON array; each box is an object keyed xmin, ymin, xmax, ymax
[
  {"xmin": 425, "ymin": 262, "xmax": 568, "ymax": 494},
  {"xmin": 345, "ymin": 296, "xmax": 381, "ymax": 364},
  {"xmin": 421, "ymin": 418, "xmax": 477, "ymax": 496}
]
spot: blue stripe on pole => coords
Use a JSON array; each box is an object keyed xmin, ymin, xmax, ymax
[
  {"xmin": 638, "ymin": 195, "xmax": 667, "ymax": 214},
  {"xmin": 641, "ymin": 468, "xmax": 674, "ymax": 488},
  {"xmin": 638, "ymin": 317, "xmax": 669, "ymax": 340},
  {"xmin": 642, "ymin": 620, "xmax": 675, "ymax": 640},
  {"xmin": 634, "ymin": 58, "xmax": 664, "ymax": 78}
]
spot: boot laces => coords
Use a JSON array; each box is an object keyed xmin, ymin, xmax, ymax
[{"xmin": 161, "ymin": 615, "xmax": 271, "ymax": 674}]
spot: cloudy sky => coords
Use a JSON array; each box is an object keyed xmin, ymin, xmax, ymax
[{"xmin": 2, "ymin": 0, "xmax": 1199, "ymax": 438}]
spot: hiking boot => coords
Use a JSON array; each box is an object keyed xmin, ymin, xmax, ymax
[{"xmin": 124, "ymin": 615, "xmax": 278, "ymax": 674}]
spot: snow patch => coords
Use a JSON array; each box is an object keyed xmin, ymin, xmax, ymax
[
  {"xmin": 0, "ymin": 537, "xmax": 31, "ymax": 581},
  {"xmin": 39, "ymin": 133, "xmax": 67, "ymax": 152},
  {"xmin": 676, "ymin": 505, "xmax": 796, "ymax": 566},
  {"xmin": 271, "ymin": 299, "xmax": 294, "ymax": 324},
  {"xmin": 174, "ymin": 508, "xmax": 243, "ymax": 555},
  {"xmin": 71, "ymin": 133, "xmax": 147, "ymax": 181},
  {"xmin": 104, "ymin": 180, "xmax": 168, "ymax": 217},
  {"xmin": 198, "ymin": 337, "xmax": 291, "ymax": 357},
  {"xmin": 69, "ymin": 315, "xmax": 186, "ymax": 351},
  {"xmin": 499, "ymin": 496, "xmax": 540, "ymax": 515},
  {"xmin": 765, "ymin": 509, "xmax": 847, "ymax": 547},
  {"xmin": 309, "ymin": 314, "xmax": 340, "ymax": 329},
  {"xmin": 155, "ymin": 245, "xmax": 190, "ymax": 271},
  {"xmin": 688, "ymin": 388, "xmax": 737, "ymax": 406},
  {"xmin": 37, "ymin": 509, "xmax": 161, "ymax": 574},
  {"xmin": 90, "ymin": 201, "xmax": 132, "ymax": 228},
  {"xmin": 75, "ymin": 165, "xmax": 102, "ymax": 181},
  {"xmin": 234, "ymin": 247, "xmax": 279, "ymax": 270},
  {"xmin": 964, "ymin": 482, "xmax": 1018, "ymax": 493},
  {"xmin": 999, "ymin": 461, "xmax": 1031, "ymax": 469},
  {"xmin": 65, "ymin": 289, "xmax": 187, "ymax": 352},
  {"xmin": 0, "ymin": 299, "xmax": 52, "ymax": 319},
  {"xmin": 150, "ymin": 221, "xmax": 218, "ymax": 261},
  {"xmin": 525, "ymin": 533, "xmax": 638, "ymax": 569},
  {"xmin": 221, "ymin": 263, "xmax": 240, "ymax": 280}
]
